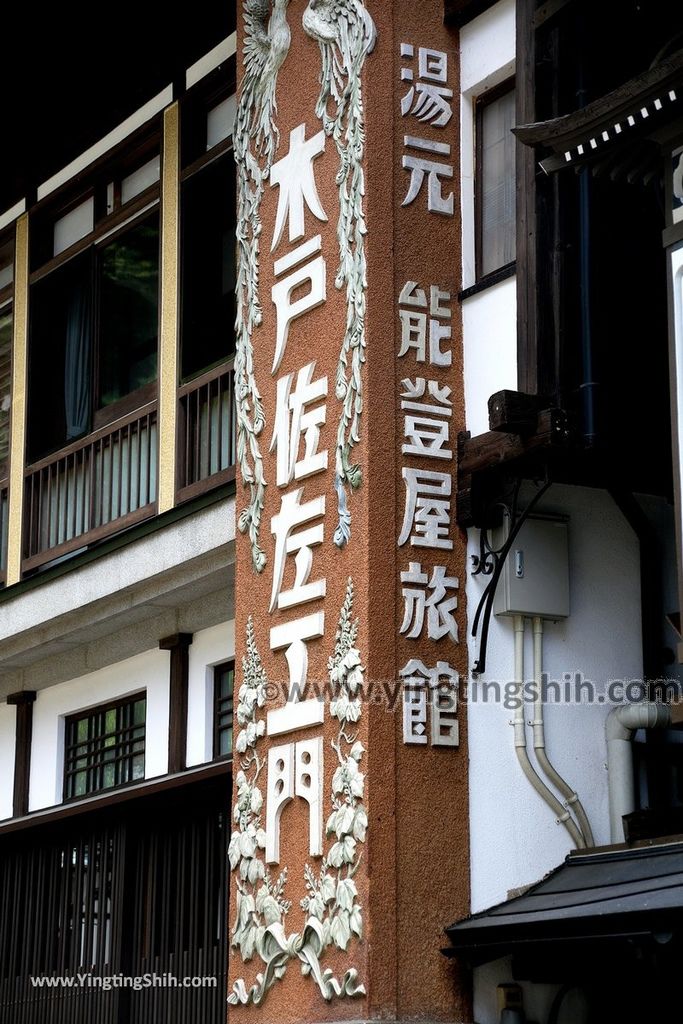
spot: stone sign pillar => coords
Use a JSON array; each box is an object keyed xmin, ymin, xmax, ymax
[{"xmin": 229, "ymin": 2, "xmax": 470, "ymax": 1021}]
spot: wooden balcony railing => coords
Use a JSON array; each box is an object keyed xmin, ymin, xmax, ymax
[
  {"xmin": 176, "ymin": 359, "xmax": 235, "ymax": 503},
  {"xmin": 13, "ymin": 361, "xmax": 236, "ymax": 578},
  {"xmin": 23, "ymin": 403, "xmax": 158, "ymax": 573}
]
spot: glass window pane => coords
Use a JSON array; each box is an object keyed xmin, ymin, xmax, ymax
[
  {"xmin": 0, "ymin": 236, "xmax": 13, "ymax": 291},
  {"xmin": 28, "ymin": 252, "xmax": 93, "ymax": 460},
  {"xmin": 64, "ymin": 694, "xmax": 146, "ymax": 800},
  {"xmin": 480, "ymin": 87, "xmax": 516, "ymax": 277},
  {"xmin": 98, "ymin": 214, "xmax": 159, "ymax": 408},
  {"xmin": 53, "ymin": 197, "xmax": 95, "ymax": 257},
  {"xmin": 181, "ymin": 155, "xmax": 235, "ymax": 380},
  {"xmin": 121, "ymin": 156, "xmax": 161, "ymax": 205},
  {"xmin": 214, "ymin": 662, "xmax": 234, "ymax": 760}
]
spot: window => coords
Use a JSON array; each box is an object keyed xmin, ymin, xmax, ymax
[
  {"xmin": 476, "ymin": 81, "xmax": 516, "ymax": 279},
  {"xmin": 180, "ymin": 151, "xmax": 236, "ymax": 382},
  {"xmin": 213, "ymin": 662, "xmax": 234, "ymax": 759},
  {"xmin": 97, "ymin": 216, "xmax": 159, "ymax": 411},
  {"xmin": 64, "ymin": 693, "xmax": 146, "ymax": 800},
  {"xmin": 27, "ymin": 128, "xmax": 162, "ymax": 463},
  {"xmin": 28, "ymin": 211, "xmax": 159, "ymax": 461}
]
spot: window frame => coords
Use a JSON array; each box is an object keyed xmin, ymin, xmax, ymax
[
  {"xmin": 178, "ymin": 75, "xmax": 237, "ymax": 388},
  {"xmin": 63, "ymin": 690, "xmax": 147, "ymax": 802},
  {"xmin": 213, "ymin": 661, "xmax": 234, "ymax": 761},
  {"xmin": 475, "ymin": 76, "xmax": 517, "ymax": 285},
  {"xmin": 27, "ymin": 199, "xmax": 161, "ymax": 462}
]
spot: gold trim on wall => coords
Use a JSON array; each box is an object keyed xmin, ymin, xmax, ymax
[
  {"xmin": 6, "ymin": 214, "xmax": 28, "ymax": 586},
  {"xmin": 158, "ymin": 101, "xmax": 180, "ymax": 514}
]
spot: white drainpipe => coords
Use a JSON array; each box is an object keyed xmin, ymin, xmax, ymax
[
  {"xmin": 531, "ymin": 617, "xmax": 595, "ymax": 847},
  {"xmin": 606, "ymin": 702, "xmax": 671, "ymax": 842},
  {"xmin": 512, "ymin": 615, "xmax": 585, "ymax": 849}
]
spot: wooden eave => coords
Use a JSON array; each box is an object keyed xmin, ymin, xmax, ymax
[{"xmin": 513, "ymin": 49, "xmax": 683, "ymax": 173}]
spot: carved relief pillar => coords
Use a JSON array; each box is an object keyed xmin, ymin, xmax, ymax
[{"xmin": 229, "ymin": 2, "xmax": 469, "ymax": 1022}]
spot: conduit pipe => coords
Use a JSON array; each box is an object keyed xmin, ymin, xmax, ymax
[
  {"xmin": 531, "ymin": 617, "xmax": 595, "ymax": 847},
  {"xmin": 606, "ymin": 702, "xmax": 671, "ymax": 842},
  {"xmin": 512, "ymin": 615, "xmax": 585, "ymax": 849}
]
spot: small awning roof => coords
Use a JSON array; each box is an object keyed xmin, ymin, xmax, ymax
[
  {"xmin": 445, "ymin": 839, "xmax": 683, "ymax": 966},
  {"xmin": 513, "ymin": 49, "xmax": 683, "ymax": 174}
]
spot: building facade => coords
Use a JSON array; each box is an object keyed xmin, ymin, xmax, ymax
[
  {"xmin": 1, "ymin": 2, "xmax": 683, "ymax": 1023},
  {"xmin": 0, "ymin": 27, "xmax": 239, "ymax": 1023}
]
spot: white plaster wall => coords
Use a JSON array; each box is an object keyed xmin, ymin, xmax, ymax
[
  {"xmin": 462, "ymin": 277, "xmax": 517, "ymax": 436},
  {"xmin": 0, "ymin": 704, "xmax": 16, "ymax": 821},
  {"xmin": 29, "ymin": 648, "xmax": 170, "ymax": 811},
  {"xmin": 459, "ymin": 0, "xmax": 518, "ymax": 436},
  {"xmin": 467, "ymin": 485, "xmax": 643, "ymax": 921},
  {"xmin": 186, "ymin": 619, "xmax": 235, "ymax": 767}
]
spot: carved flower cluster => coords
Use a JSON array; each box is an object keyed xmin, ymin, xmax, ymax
[
  {"xmin": 300, "ymin": 579, "xmax": 367, "ymax": 953},
  {"xmin": 229, "ymin": 618, "xmax": 290, "ymax": 961},
  {"xmin": 229, "ymin": 580, "xmax": 368, "ymax": 992}
]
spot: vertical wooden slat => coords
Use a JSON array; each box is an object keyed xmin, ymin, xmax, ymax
[
  {"xmin": 127, "ymin": 425, "xmax": 134, "ymax": 516},
  {"xmin": 88, "ymin": 439, "xmax": 96, "ymax": 534},
  {"xmin": 71, "ymin": 453, "xmax": 77, "ymax": 542},
  {"xmin": 183, "ymin": 394, "xmax": 190, "ymax": 488},
  {"xmin": 217, "ymin": 374, "xmax": 223, "ymax": 472},
  {"xmin": 116, "ymin": 428, "xmax": 123, "ymax": 520},
  {"xmin": 0, "ymin": 777, "xmax": 229, "ymax": 1024},
  {"xmin": 7, "ymin": 213, "xmax": 29, "ymax": 586}
]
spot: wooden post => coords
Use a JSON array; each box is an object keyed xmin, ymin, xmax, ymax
[
  {"xmin": 160, "ymin": 632, "xmax": 193, "ymax": 773},
  {"xmin": 7, "ymin": 690, "xmax": 37, "ymax": 817}
]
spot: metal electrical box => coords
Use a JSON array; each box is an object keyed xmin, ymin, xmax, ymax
[{"xmin": 493, "ymin": 514, "xmax": 570, "ymax": 619}]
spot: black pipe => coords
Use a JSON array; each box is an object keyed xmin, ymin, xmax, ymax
[
  {"xmin": 578, "ymin": 163, "xmax": 598, "ymax": 446},
  {"xmin": 577, "ymin": 55, "xmax": 598, "ymax": 447}
]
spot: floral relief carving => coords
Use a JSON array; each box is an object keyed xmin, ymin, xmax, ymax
[{"xmin": 228, "ymin": 579, "xmax": 368, "ymax": 1006}]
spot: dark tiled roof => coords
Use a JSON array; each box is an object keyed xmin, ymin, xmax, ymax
[{"xmin": 445, "ymin": 839, "xmax": 683, "ymax": 964}]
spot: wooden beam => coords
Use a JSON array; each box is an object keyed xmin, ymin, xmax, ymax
[
  {"xmin": 488, "ymin": 390, "xmax": 548, "ymax": 434},
  {"xmin": 458, "ymin": 408, "xmax": 567, "ymax": 478},
  {"xmin": 516, "ymin": 0, "xmax": 538, "ymax": 395},
  {"xmin": 7, "ymin": 691, "xmax": 37, "ymax": 818},
  {"xmin": 533, "ymin": 0, "xmax": 572, "ymax": 30},
  {"xmin": 160, "ymin": 632, "xmax": 193, "ymax": 774}
]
